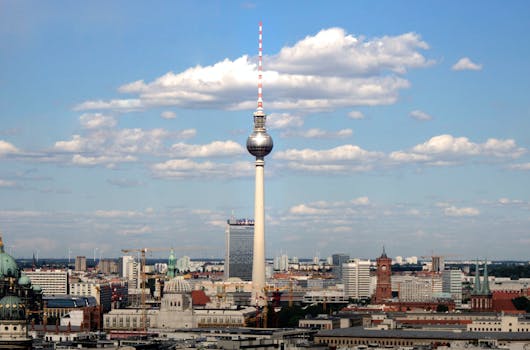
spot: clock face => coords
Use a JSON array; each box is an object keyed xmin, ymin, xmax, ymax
[{"xmin": 381, "ymin": 265, "xmax": 387, "ymax": 271}]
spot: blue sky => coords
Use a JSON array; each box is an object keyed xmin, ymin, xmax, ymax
[{"xmin": 1, "ymin": 1, "xmax": 529, "ymax": 260}]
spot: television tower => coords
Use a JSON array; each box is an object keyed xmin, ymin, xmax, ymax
[{"xmin": 247, "ymin": 21, "xmax": 273, "ymax": 305}]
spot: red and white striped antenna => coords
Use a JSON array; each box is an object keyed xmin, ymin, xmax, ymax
[{"xmin": 257, "ymin": 21, "xmax": 263, "ymax": 110}]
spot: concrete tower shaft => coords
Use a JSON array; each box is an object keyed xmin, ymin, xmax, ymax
[{"xmin": 247, "ymin": 22, "xmax": 273, "ymax": 306}]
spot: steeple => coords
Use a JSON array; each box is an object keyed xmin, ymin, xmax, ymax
[
  {"xmin": 166, "ymin": 249, "xmax": 177, "ymax": 278},
  {"xmin": 473, "ymin": 259, "xmax": 481, "ymax": 294},
  {"xmin": 481, "ymin": 259, "xmax": 490, "ymax": 295},
  {"xmin": 381, "ymin": 246, "xmax": 388, "ymax": 258}
]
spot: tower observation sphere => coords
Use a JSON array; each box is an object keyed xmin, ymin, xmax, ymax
[{"xmin": 247, "ymin": 110, "xmax": 273, "ymax": 158}]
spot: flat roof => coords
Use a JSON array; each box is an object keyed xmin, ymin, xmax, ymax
[{"xmin": 316, "ymin": 327, "xmax": 530, "ymax": 341}]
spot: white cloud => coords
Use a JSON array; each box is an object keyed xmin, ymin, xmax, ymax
[
  {"xmin": 390, "ymin": 135, "xmax": 526, "ymax": 165},
  {"xmin": 0, "ymin": 140, "xmax": 20, "ymax": 156},
  {"xmin": 497, "ymin": 198, "xmax": 524, "ymax": 205},
  {"xmin": 74, "ymin": 99, "xmax": 142, "ymax": 111},
  {"xmin": 79, "ymin": 113, "xmax": 116, "ymax": 129},
  {"xmin": 72, "ymin": 154, "xmax": 137, "ymax": 167},
  {"xmin": 0, "ymin": 179, "xmax": 16, "ymax": 187},
  {"xmin": 94, "ymin": 210, "xmax": 143, "ymax": 218},
  {"xmin": 75, "ymin": 29, "xmax": 431, "ymax": 113},
  {"xmin": 509, "ymin": 162, "xmax": 530, "ymax": 170},
  {"xmin": 177, "ymin": 129, "xmax": 197, "ymax": 139},
  {"xmin": 289, "ymin": 204, "xmax": 330, "ymax": 215},
  {"xmin": 152, "ymin": 159, "xmax": 252, "ymax": 179},
  {"xmin": 267, "ymin": 113, "xmax": 304, "ymax": 129},
  {"xmin": 452, "ymin": 57, "xmax": 483, "ymax": 71},
  {"xmin": 118, "ymin": 225, "xmax": 152, "ymax": 236},
  {"xmin": 444, "ymin": 206, "xmax": 480, "ymax": 217},
  {"xmin": 280, "ymin": 128, "xmax": 352, "ymax": 139},
  {"xmin": 269, "ymin": 29, "xmax": 432, "ymax": 76},
  {"xmin": 170, "ymin": 140, "xmax": 244, "ymax": 157},
  {"xmin": 351, "ymin": 196, "xmax": 370, "ymax": 206},
  {"xmin": 410, "ymin": 109, "xmax": 433, "ymax": 121},
  {"xmin": 161, "ymin": 111, "xmax": 177, "ymax": 119},
  {"xmin": 275, "ymin": 144, "xmax": 382, "ymax": 162},
  {"xmin": 348, "ymin": 110, "xmax": 365, "ymax": 120}
]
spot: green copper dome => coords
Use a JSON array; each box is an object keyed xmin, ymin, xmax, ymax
[
  {"xmin": 0, "ymin": 236, "xmax": 20, "ymax": 279},
  {"xmin": 0, "ymin": 295, "xmax": 25, "ymax": 320},
  {"xmin": 18, "ymin": 273, "xmax": 31, "ymax": 286}
]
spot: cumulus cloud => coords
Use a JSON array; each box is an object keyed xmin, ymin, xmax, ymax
[
  {"xmin": 444, "ymin": 206, "xmax": 480, "ymax": 217},
  {"xmin": 389, "ymin": 134, "xmax": 525, "ymax": 165},
  {"xmin": 452, "ymin": 57, "xmax": 483, "ymax": 71},
  {"xmin": 170, "ymin": 140, "xmax": 244, "ymax": 157},
  {"xmin": 79, "ymin": 113, "xmax": 116, "ymax": 129},
  {"xmin": 410, "ymin": 109, "xmax": 433, "ymax": 121},
  {"xmin": 267, "ymin": 113, "xmax": 304, "ymax": 129},
  {"xmin": 269, "ymin": 29, "xmax": 432, "ymax": 76},
  {"xmin": 289, "ymin": 204, "xmax": 330, "ymax": 215},
  {"xmin": 152, "ymin": 159, "xmax": 252, "ymax": 179},
  {"xmin": 348, "ymin": 111, "xmax": 365, "ymax": 120},
  {"xmin": 75, "ymin": 28, "xmax": 431, "ymax": 113},
  {"xmin": 0, "ymin": 140, "xmax": 20, "ymax": 156},
  {"xmin": 509, "ymin": 162, "xmax": 530, "ymax": 170},
  {"xmin": 94, "ymin": 210, "xmax": 143, "ymax": 218},
  {"xmin": 275, "ymin": 144, "xmax": 382, "ymax": 162},
  {"xmin": 0, "ymin": 179, "xmax": 16, "ymax": 187},
  {"xmin": 280, "ymin": 128, "xmax": 352, "ymax": 139},
  {"xmin": 118, "ymin": 225, "xmax": 152, "ymax": 236},
  {"xmin": 161, "ymin": 111, "xmax": 177, "ymax": 119}
]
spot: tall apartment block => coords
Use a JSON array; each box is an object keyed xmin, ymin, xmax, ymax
[{"xmin": 225, "ymin": 218, "xmax": 254, "ymax": 281}]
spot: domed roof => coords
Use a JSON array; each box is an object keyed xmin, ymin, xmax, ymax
[
  {"xmin": 163, "ymin": 277, "xmax": 192, "ymax": 294},
  {"xmin": 0, "ymin": 235, "xmax": 20, "ymax": 279},
  {"xmin": 0, "ymin": 295, "xmax": 25, "ymax": 320},
  {"xmin": 18, "ymin": 273, "xmax": 31, "ymax": 286}
]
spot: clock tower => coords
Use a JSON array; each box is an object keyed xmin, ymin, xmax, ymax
[{"xmin": 373, "ymin": 247, "xmax": 392, "ymax": 304}]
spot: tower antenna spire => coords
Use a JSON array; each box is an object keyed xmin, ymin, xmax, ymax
[{"xmin": 257, "ymin": 21, "xmax": 263, "ymax": 110}]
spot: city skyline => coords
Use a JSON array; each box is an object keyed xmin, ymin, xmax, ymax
[{"xmin": 1, "ymin": 1, "xmax": 530, "ymax": 259}]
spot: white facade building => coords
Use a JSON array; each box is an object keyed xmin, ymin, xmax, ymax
[
  {"xmin": 24, "ymin": 269, "xmax": 68, "ymax": 295},
  {"xmin": 342, "ymin": 259, "xmax": 371, "ymax": 299}
]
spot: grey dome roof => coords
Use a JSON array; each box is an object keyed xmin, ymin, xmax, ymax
[
  {"xmin": 163, "ymin": 277, "xmax": 192, "ymax": 294},
  {"xmin": 0, "ymin": 295, "xmax": 25, "ymax": 320}
]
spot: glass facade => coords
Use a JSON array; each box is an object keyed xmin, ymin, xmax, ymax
[{"xmin": 225, "ymin": 219, "xmax": 254, "ymax": 281}]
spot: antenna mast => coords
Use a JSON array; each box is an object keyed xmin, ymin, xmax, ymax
[{"xmin": 257, "ymin": 21, "xmax": 263, "ymax": 110}]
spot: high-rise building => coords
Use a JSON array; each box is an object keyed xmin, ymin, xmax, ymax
[
  {"xmin": 97, "ymin": 258, "xmax": 118, "ymax": 275},
  {"xmin": 442, "ymin": 268, "xmax": 463, "ymax": 306},
  {"xmin": 332, "ymin": 253, "xmax": 350, "ymax": 280},
  {"xmin": 432, "ymin": 256, "xmax": 445, "ymax": 273},
  {"xmin": 247, "ymin": 22, "xmax": 273, "ymax": 305},
  {"xmin": 75, "ymin": 256, "xmax": 86, "ymax": 271},
  {"xmin": 225, "ymin": 218, "xmax": 254, "ymax": 281},
  {"xmin": 373, "ymin": 248, "xmax": 392, "ymax": 304},
  {"xmin": 25, "ymin": 269, "xmax": 68, "ymax": 295},
  {"xmin": 343, "ymin": 259, "xmax": 371, "ymax": 300},
  {"xmin": 177, "ymin": 256, "xmax": 190, "ymax": 273}
]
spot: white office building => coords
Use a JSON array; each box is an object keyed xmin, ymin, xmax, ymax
[
  {"xmin": 342, "ymin": 259, "xmax": 371, "ymax": 299},
  {"xmin": 24, "ymin": 269, "xmax": 68, "ymax": 295}
]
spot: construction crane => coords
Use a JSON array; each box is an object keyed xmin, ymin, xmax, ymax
[{"xmin": 121, "ymin": 247, "xmax": 171, "ymax": 332}]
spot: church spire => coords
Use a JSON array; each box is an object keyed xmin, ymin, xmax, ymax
[
  {"xmin": 481, "ymin": 259, "xmax": 490, "ymax": 295},
  {"xmin": 473, "ymin": 259, "xmax": 481, "ymax": 294},
  {"xmin": 381, "ymin": 245, "xmax": 388, "ymax": 258},
  {"xmin": 166, "ymin": 249, "xmax": 177, "ymax": 278}
]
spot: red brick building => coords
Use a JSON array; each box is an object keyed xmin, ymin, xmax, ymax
[{"xmin": 373, "ymin": 248, "xmax": 392, "ymax": 304}]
